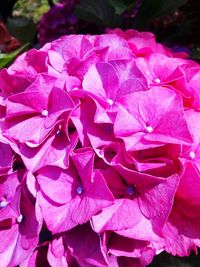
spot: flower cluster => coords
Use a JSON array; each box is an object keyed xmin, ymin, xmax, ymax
[{"xmin": 0, "ymin": 29, "xmax": 200, "ymax": 267}]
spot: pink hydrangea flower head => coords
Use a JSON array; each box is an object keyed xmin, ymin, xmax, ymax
[{"xmin": 0, "ymin": 29, "xmax": 200, "ymax": 266}]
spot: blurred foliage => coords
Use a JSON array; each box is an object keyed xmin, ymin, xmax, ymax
[
  {"xmin": 108, "ymin": 0, "xmax": 136, "ymax": 15},
  {"xmin": 149, "ymin": 250, "xmax": 200, "ymax": 267},
  {"xmin": 0, "ymin": 43, "xmax": 29, "ymax": 68},
  {"xmin": 5, "ymin": 0, "xmax": 60, "ymax": 46},
  {"xmin": 9, "ymin": 0, "xmax": 200, "ymax": 58},
  {"xmin": 191, "ymin": 48, "xmax": 200, "ymax": 61},
  {"xmin": 75, "ymin": 0, "xmax": 135, "ymax": 28},
  {"xmin": 75, "ymin": 0, "xmax": 188, "ymax": 28},
  {"xmin": 147, "ymin": 1, "xmax": 199, "ymax": 42},
  {"xmin": 6, "ymin": 17, "xmax": 36, "ymax": 44},
  {"xmin": 75, "ymin": 0, "xmax": 123, "ymax": 27},
  {"xmin": 134, "ymin": 0, "xmax": 188, "ymax": 27},
  {"xmin": 13, "ymin": 0, "xmax": 52, "ymax": 22}
]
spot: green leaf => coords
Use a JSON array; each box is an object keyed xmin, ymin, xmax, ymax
[
  {"xmin": 108, "ymin": 0, "xmax": 135, "ymax": 14},
  {"xmin": 6, "ymin": 17, "xmax": 36, "ymax": 44},
  {"xmin": 191, "ymin": 48, "xmax": 200, "ymax": 61},
  {"xmin": 74, "ymin": 0, "xmax": 118, "ymax": 26},
  {"xmin": 0, "ymin": 43, "xmax": 29, "ymax": 68},
  {"xmin": 13, "ymin": 0, "xmax": 52, "ymax": 23},
  {"xmin": 135, "ymin": 0, "xmax": 188, "ymax": 27}
]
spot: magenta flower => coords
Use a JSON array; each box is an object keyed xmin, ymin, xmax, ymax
[
  {"xmin": 92, "ymin": 173, "xmax": 179, "ymax": 237},
  {"xmin": 82, "ymin": 61, "xmax": 147, "ymax": 124},
  {"xmin": 114, "ymin": 87, "xmax": 192, "ymax": 151},
  {"xmin": 0, "ymin": 172, "xmax": 40, "ymax": 266},
  {"xmin": 160, "ymin": 162, "xmax": 200, "ymax": 256},
  {"xmin": 20, "ymin": 243, "xmax": 50, "ymax": 267},
  {"xmin": 37, "ymin": 149, "xmax": 114, "ymax": 233},
  {"xmin": 1, "ymin": 29, "xmax": 200, "ymax": 266},
  {"xmin": 6, "ymin": 74, "xmax": 75, "ymax": 146},
  {"xmin": 106, "ymin": 232, "xmax": 155, "ymax": 267},
  {"xmin": 71, "ymin": 99, "xmax": 116, "ymax": 148},
  {"xmin": 64, "ymin": 223, "xmax": 108, "ymax": 266},
  {"xmin": 0, "ymin": 142, "xmax": 12, "ymax": 175},
  {"xmin": 108, "ymin": 28, "xmax": 174, "ymax": 58},
  {"xmin": 13, "ymin": 124, "xmax": 78, "ymax": 172}
]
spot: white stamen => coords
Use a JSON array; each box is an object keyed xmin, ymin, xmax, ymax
[
  {"xmin": 154, "ymin": 78, "xmax": 161, "ymax": 84},
  {"xmin": 0, "ymin": 200, "xmax": 8, "ymax": 208},
  {"xmin": 189, "ymin": 151, "xmax": 196, "ymax": 160},
  {"xmin": 41, "ymin": 110, "xmax": 48, "ymax": 117},
  {"xmin": 72, "ymin": 87, "xmax": 79, "ymax": 90},
  {"xmin": 146, "ymin": 126, "xmax": 153, "ymax": 133},
  {"xmin": 107, "ymin": 98, "xmax": 114, "ymax": 106},
  {"xmin": 17, "ymin": 214, "xmax": 23, "ymax": 223}
]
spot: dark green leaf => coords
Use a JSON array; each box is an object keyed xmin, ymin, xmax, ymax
[
  {"xmin": 6, "ymin": 17, "xmax": 36, "ymax": 44},
  {"xmin": 191, "ymin": 48, "xmax": 200, "ymax": 61},
  {"xmin": 0, "ymin": 43, "xmax": 29, "ymax": 68},
  {"xmin": 135, "ymin": 0, "xmax": 188, "ymax": 27},
  {"xmin": 108, "ymin": 0, "xmax": 135, "ymax": 15},
  {"xmin": 74, "ymin": 0, "xmax": 118, "ymax": 26}
]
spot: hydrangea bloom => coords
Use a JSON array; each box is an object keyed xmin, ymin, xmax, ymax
[{"xmin": 1, "ymin": 29, "xmax": 200, "ymax": 266}]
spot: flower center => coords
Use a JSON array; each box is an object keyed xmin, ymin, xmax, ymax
[
  {"xmin": 16, "ymin": 214, "xmax": 24, "ymax": 223},
  {"xmin": 145, "ymin": 126, "xmax": 153, "ymax": 133},
  {"xmin": 127, "ymin": 185, "xmax": 136, "ymax": 196},
  {"xmin": 0, "ymin": 200, "xmax": 8, "ymax": 208},
  {"xmin": 41, "ymin": 110, "xmax": 49, "ymax": 117},
  {"xmin": 104, "ymin": 124, "xmax": 113, "ymax": 133},
  {"xmin": 189, "ymin": 151, "xmax": 196, "ymax": 160},
  {"xmin": 107, "ymin": 98, "xmax": 114, "ymax": 106},
  {"xmin": 154, "ymin": 78, "xmax": 161, "ymax": 84},
  {"xmin": 76, "ymin": 186, "xmax": 84, "ymax": 195},
  {"xmin": 72, "ymin": 87, "xmax": 79, "ymax": 90},
  {"xmin": 56, "ymin": 129, "xmax": 63, "ymax": 137}
]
